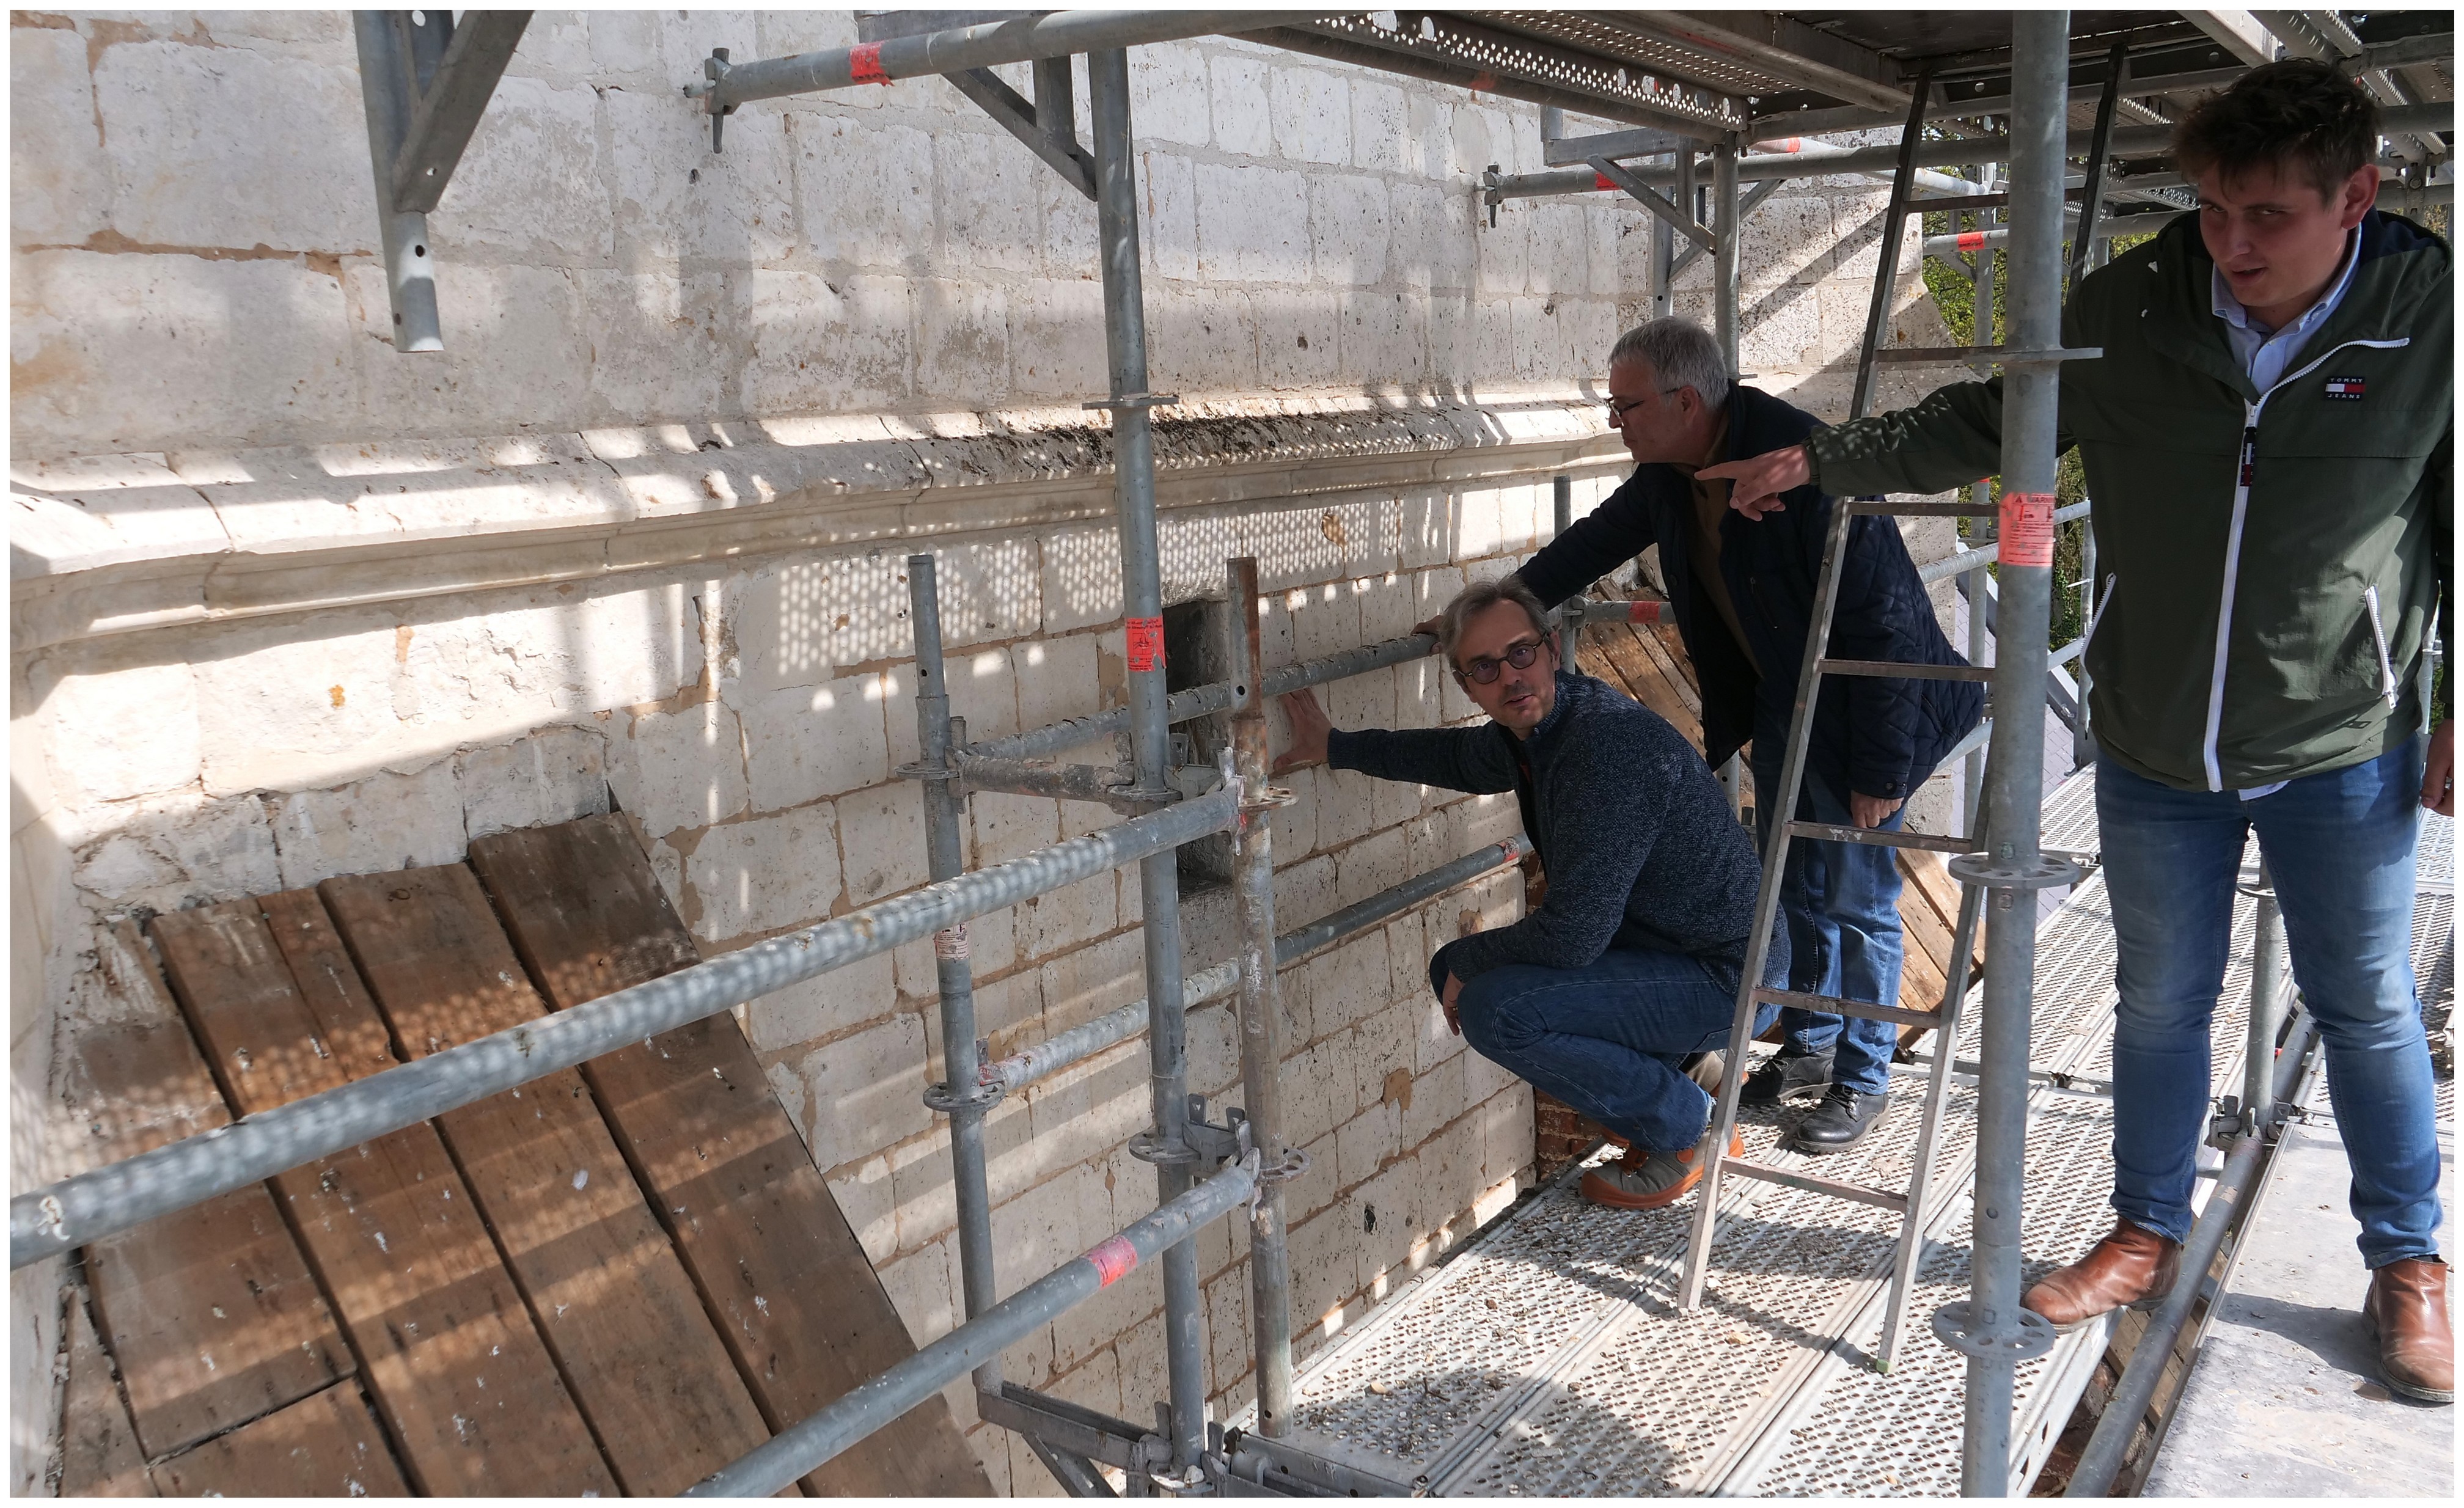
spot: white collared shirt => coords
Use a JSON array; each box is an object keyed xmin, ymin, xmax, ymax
[{"xmin": 2210, "ymin": 225, "xmax": 2361, "ymax": 803}]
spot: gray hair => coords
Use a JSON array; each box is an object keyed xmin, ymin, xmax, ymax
[
  {"xmin": 1606, "ymin": 317, "xmax": 1731, "ymax": 409},
  {"xmin": 1436, "ymin": 577, "xmax": 1553, "ymax": 672}
]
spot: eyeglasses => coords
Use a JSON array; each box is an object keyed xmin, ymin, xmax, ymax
[
  {"xmin": 1456, "ymin": 637, "xmax": 1552, "ymax": 685},
  {"xmin": 1605, "ymin": 386, "xmax": 1687, "ymax": 424}
]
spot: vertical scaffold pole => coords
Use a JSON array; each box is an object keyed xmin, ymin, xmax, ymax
[
  {"xmin": 351, "ymin": 13, "xmax": 443, "ymax": 350},
  {"xmin": 1552, "ymin": 476, "xmax": 1576, "ymax": 668},
  {"xmin": 907, "ymin": 555, "xmax": 1004, "ymax": 1391},
  {"xmin": 1088, "ymin": 45, "xmax": 1208, "ymax": 1476},
  {"xmin": 1965, "ymin": 175, "xmax": 1998, "ymax": 832},
  {"xmin": 1225, "ymin": 558, "xmax": 1299, "ymax": 1435},
  {"xmin": 2243, "ymin": 859, "xmax": 2284, "ymax": 1133},
  {"xmin": 1713, "ymin": 132, "xmax": 1740, "ymax": 375},
  {"xmin": 1953, "ymin": 12, "xmax": 2069, "ymax": 1496}
]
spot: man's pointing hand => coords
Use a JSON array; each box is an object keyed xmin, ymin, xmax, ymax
[{"xmin": 1698, "ymin": 442, "xmax": 1812, "ymax": 520}]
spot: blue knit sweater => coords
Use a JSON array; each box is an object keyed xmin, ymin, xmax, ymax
[{"xmin": 1326, "ymin": 672, "xmax": 1785, "ymax": 990}]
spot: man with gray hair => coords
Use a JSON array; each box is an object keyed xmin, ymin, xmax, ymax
[
  {"xmin": 1501, "ymin": 317, "xmax": 1983, "ymax": 1155},
  {"xmin": 1279, "ymin": 576, "xmax": 1786, "ymax": 1209}
]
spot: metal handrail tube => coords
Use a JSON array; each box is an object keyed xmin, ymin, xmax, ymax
[
  {"xmin": 984, "ymin": 836, "xmax": 1531, "ymax": 1096},
  {"xmin": 2064, "ymin": 1007, "xmax": 2319, "ymax": 1498},
  {"xmin": 686, "ymin": 1154, "xmax": 1261, "ymax": 1498},
  {"xmin": 7, "ymin": 783, "xmax": 1241, "ymax": 1272},
  {"xmin": 696, "ymin": 11, "xmax": 1321, "ymax": 108}
]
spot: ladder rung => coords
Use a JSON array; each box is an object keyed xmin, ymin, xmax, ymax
[
  {"xmin": 1816, "ymin": 658, "xmax": 1995, "ymax": 683},
  {"xmin": 1844, "ymin": 500, "xmax": 1998, "ymax": 517},
  {"xmin": 1753, "ymin": 988, "xmax": 1944, "ymax": 1031},
  {"xmin": 1719, "ymin": 1157, "xmax": 1910, "ymax": 1212},
  {"xmin": 1783, "ymin": 821, "xmax": 1969, "ymax": 855}
]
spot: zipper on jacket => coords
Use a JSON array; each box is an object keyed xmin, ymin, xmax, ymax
[
  {"xmin": 2083, "ymin": 573, "xmax": 2118, "ymax": 651},
  {"xmin": 2196, "ymin": 335, "xmax": 2411, "ymax": 791},
  {"xmin": 2364, "ymin": 584, "xmax": 2398, "ymax": 709}
]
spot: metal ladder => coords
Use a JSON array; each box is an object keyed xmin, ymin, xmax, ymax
[{"xmin": 1671, "ymin": 55, "xmax": 2128, "ymax": 1371}]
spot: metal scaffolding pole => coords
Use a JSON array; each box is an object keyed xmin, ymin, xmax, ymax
[
  {"xmin": 1087, "ymin": 45, "xmax": 1208, "ymax": 1478},
  {"xmin": 1944, "ymin": 13, "xmax": 2072, "ymax": 1495},
  {"xmin": 1966, "ymin": 167, "xmax": 1999, "ymax": 833},
  {"xmin": 1225, "ymin": 558, "xmax": 1301, "ymax": 1437},
  {"xmin": 1713, "ymin": 133, "xmax": 1741, "ymax": 373},
  {"xmin": 908, "ymin": 555, "xmax": 1004, "ymax": 1390}
]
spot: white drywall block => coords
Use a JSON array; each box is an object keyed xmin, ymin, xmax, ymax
[
  {"xmin": 739, "ymin": 673, "xmax": 891, "ymax": 813},
  {"xmin": 781, "ymin": 1009, "xmax": 931, "ymax": 1174},
  {"xmin": 1192, "ymin": 162, "xmax": 1308, "ymax": 285},
  {"xmin": 1129, "ymin": 43, "xmax": 1211, "ymax": 148},
  {"xmin": 914, "ymin": 277, "xmax": 1012, "ymax": 406},
  {"xmin": 71, "ymin": 791, "xmax": 280, "ymax": 916},
  {"xmin": 1269, "ymin": 64, "xmax": 1349, "ymax": 166},
  {"xmin": 37, "ymin": 662, "xmax": 202, "ymax": 808},
  {"xmin": 10, "ymin": 26, "xmax": 109, "ymax": 244},
  {"xmin": 444, "ymin": 75, "xmax": 611, "ymax": 265},
  {"xmin": 463, "ymin": 729, "xmax": 616, "ymax": 847},
  {"xmin": 832, "ymin": 780, "xmax": 930, "ymax": 906},
  {"xmin": 746, "ymin": 946, "xmax": 893, "ymax": 1055},
  {"xmin": 876, "ymin": 1234, "xmax": 960, "ymax": 1351},
  {"xmin": 1007, "ymin": 277, "xmax": 1110, "ymax": 399},
  {"xmin": 609, "ymin": 700, "xmax": 750, "ymax": 838},
  {"xmin": 93, "ymin": 40, "xmax": 364, "ymax": 251},
  {"xmin": 1139, "ymin": 150, "xmax": 1200, "ymax": 284},
  {"xmin": 1208, "ymin": 54, "xmax": 1274, "ymax": 156},
  {"xmin": 266, "ymin": 758, "xmax": 466, "ymax": 890},
  {"xmin": 685, "ymin": 803, "xmax": 843, "ymax": 942},
  {"xmin": 793, "ymin": 115, "xmax": 937, "ymax": 268},
  {"xmin": 1309, "ymin": 174, "xmax": 1390, "ymax": 288},
  {"xmin": 829, "ymin": 1154, "xmax": 901, "ymax": 1269},
  {"xmin": 937, "ymin": 133, "xmax": 1042, "ymax": 276},
  {"xmin": 742, "ymin": 268, "xmax": 915, "ymax": 415}
]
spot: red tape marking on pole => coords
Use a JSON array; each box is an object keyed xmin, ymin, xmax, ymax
[
  {"xmin": 1086, "ymin": 1235, "xmax": 1139, "ymax": 1288},
  {"xmin": 1957, "ymin": 229, "xmax": 1987, "ymax": 251},
  {"xmin": 1126, "ymin": 615, "xmax": 1165, "ymax": 674},
  {"xmin": 1999, "ymin": 492, "xmax": 2056, "ymax": 568},
  {"xmin": 1595, "ymin": 172, "xmax": 1618, "ymax": 192},
  {"xmin": 849, "ymin": 42, "xmax": 890, "ymax": 84}
]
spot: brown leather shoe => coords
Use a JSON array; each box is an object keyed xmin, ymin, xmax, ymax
[
  {"xmin": 2021, "ymin": 1218, "xmax": 2180, "ymax": 1332},
  {"xmin": 2364, "ymin": 1257, "xmax": 2454, "ymax": 1404}
]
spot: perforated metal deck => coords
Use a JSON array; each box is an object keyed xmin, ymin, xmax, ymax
[{"xmin": 1242, "ymin": 783, "xmax": 2456, "ymax": 1496}]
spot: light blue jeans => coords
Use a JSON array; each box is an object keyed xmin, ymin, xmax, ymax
[
  {"xmin": 1753, "ymin": 759, "xmax": 1907, "ymax": 1096},
  {"xmin": 2097, "ymin": 739, "xmax": 2442, "ymax": 1268}
]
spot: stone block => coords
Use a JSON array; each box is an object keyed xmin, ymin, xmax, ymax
[
  {"xmin": 353, "ymin": 258, "xmax": 599, "ymax": 437},
  {"xmin": 71, "ymin": 791, "xmax": 280, "ymax": 916},
  {"xmin": 876, "ymin": 1235, "xmax": 959, "ymax": 1350},
  {"xmin": 1349, "ymin": 76, "xmax": 1408, "ymax": 173},
  {"xmin": 937, "ymin": 130, "xmax": 1042, "ymax": 277},
  {"xmin": 1024, "ymin": 873, "xmax": 1118, "ymax": 962},
  {"xmin": 445, "ymin": 75, "xmax": 612, "ymax": 266},
  {"xmin": 1475, "ymin": 206, "xmax": 1528, "ymax": 296},
  {"xmin": 267, "ymin": 757, "xmax": 466, "ymax": 890},
  {"xmin": 1333, "ymin": 826, "xmax": 1409, "ymax": 911},
  {"xmin": 94, "ymin": 40, "xmax": 365, "ymax": 252},
  {"xmin": 928, "ymin": 537, "xmax": 1044, "ymax": 651},
  {"xmin": 789, "ymin": 114, "xmax": 936, "ymax": 269},
  {"xmin": 835, "ymin": 780, "xmax": 930, "ymax": 905},
  {"xmin": 733, "ymin": 551, "xmax": 911, "ymax": 692},
  {"xmin": 1011, "ymin": 633, "xmax": 1103, "ymax": 739},
  {"xmin": 1286, "ymin": 1204, "xmax": 1364, "ymax": 1331},
  {"xmin": 1148, "ymin": 280, "xmax": 1260, "ymax": 393},
  {"xmin": 776, "ymin": 1008, "xmax": 931, "ymax": 1174},
  {"xmin": 574, "ymin": 269, "xmax": 730, "ymax": 426},
  {"xmin": 685, "ymin": 803, "xmax": 843, "ymax": 942},
  {"xmin": 10, "ymin": 26, "xmax": 110, "ymax": 245},
  {"xmin": 1272, "ymin": 853, "xmax": 1334, "ymax": 935},
  {"xmin": 1041, "ymin": 525, "xmax": 1124, "ymax": 634},
  {"xmin": 747, "ymin": 945, "xmax": 895, "ymax": 1058},
  {"xmin": 1268, "ymin": 65, "xmax": 1348, "ymax": 166},
  {"xmin": 915, "ymin": 278, "xmax": 1011, "ymax": 406},
  {"xmin": 738, "ymin": 674, "xmax": 891, "ymax": 813},
  {"xmin": 1209, "ymin": 53, "xmax": 1273, "ymax": 156},
  {"xmin": 609, "ymin": 701, "xmax": 750, "ymax": 838},
  {"xmin": 1739, "ymin": 283, "xmax": 1823, "ymax": 373},
  {"xmin": 1129, "ymin": 43, "xmax": 1210, "ymax": 148},
  {"xmin": 1194, "ymin": 162, "xmax": 1308, "ymax": 285},
  {"xmin": 37, "ymin": 662, "xmax": 201, "ymax": 807},
  {"xmin": 1334, "ymin": 1099, "xmax": 1402, "ymax": 1187},
  {"xmin": 1253, "ymin": 288, "xmax": 1343, "ymax": 389},
  {"xmin": 1400, "ymin": 1049, "xmax": 1465, "ymax": 1150},
  {"xmin": 1007, "ymin": 278, "xmax": 1109, "ymax": 399},
  {"xmin": 1037, "ymin": 929, "xmax": 1145, "ymax": 1031},
  {"xmin": 1338, "ymin": 290, "xmax": 1421, "ymax": 385},
  {"xmin": 741, "ymin": 268, "xmax": 914, "ymax": 415},
  {"xmin": 1524, "ymin": 200, "xmax": 1589, "ymax": 298},
  {"xmin": 829, "ymin": 1153, "xmax": 899, "ymax": 1267},
  {"xmin": 1140, "ymin": 150, "xmax": 1200, "ymax": 284}
]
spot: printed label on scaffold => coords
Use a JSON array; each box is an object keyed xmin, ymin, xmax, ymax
[
  {"xmin": 1999, "ymin": 492, "xmax": 2056, "ymax": 568},
  {"xmin": 1126, "ymin": 616, "xmax": 1165, "ymax": 674}
]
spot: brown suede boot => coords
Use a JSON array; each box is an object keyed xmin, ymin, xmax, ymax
[
  {"xmin": 2364, "ymin": 1257, "xmax": 2454, "ymax": 1404},
  {"xmin": 2020, "ymin": 1218, "xmax": 2181, "ymax": 1332}
]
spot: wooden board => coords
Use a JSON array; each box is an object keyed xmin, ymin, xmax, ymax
[
  {"xmin": 149, "ymin": 896, "xmax": 614, "ymax": 1498},
  {"xmin": 1578, "ymin": 621, "xmax": 1704, "ymax": 752},
  {"xmin": 468, "ymin": 816, "xmax": 992, "ymax": 1497},
  {"xmin": 315, "ymin": 865, "xmax": 776, "ymax": 1496},
  {"xmin": 67, "ymin": 922, "xmax": 350, "ymax": 1460},
  {"xmin": 148, "ymin": 1383, "xmax": 409, "ymax": 1498},
  {"xmin": 56, "ymin": 1292, "xmax": 153, "ymax": 1497}
]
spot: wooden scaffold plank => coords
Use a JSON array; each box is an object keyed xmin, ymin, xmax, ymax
[
  {"xmin": 316, "ymin": 865, "xmax": 777, "ymax": 1496},
  {"xmin": 469, "ymin": 814, "xmax": 991, "ymax": 1497},
  {"xmin": 148, "ymin": 1385, "xmax": 409, "ymax": 1498}
]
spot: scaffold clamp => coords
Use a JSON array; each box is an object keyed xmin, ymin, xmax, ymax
[
  {"xmin": 1948, "ymin": 851, "xmax": 2082, "ymax": 891},
  {"xmin": 1929, "ymin": 1300, "xmax": 2056, "ymax": 1361}
]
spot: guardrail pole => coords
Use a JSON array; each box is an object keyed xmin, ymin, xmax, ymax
[
  {"xmin": 908, "ymin": 555, "xmax": 1004, "ymax": 1389},
  {"xmin": 1089, "ymin": 46, "xmax": 1208, "ymax": 1475},
  {"xmin": 1552, "ymin": 477, "xmax": 1577, "ymax": 668},
  {"xmin": 1226, "ymin": 557, "xmax": 1300, "ymax": 1436}
]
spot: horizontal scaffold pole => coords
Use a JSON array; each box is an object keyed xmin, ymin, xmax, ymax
[{"xmin": 9, "ymin": 784, "xmax": 1242, "ymax": 1271}]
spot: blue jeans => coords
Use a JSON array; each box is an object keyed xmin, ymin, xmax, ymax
[
  {"xmin": 1753, "ymin": 760, "xmax": 1907, "ymax": 1096},
  {"xmin": 2097, "ymin": 739, "xmax": 2441, "ymax": 1268},
  {"xmin": 1454, "ymin": 948, "xmax": 1782, "ymax": 1154}
]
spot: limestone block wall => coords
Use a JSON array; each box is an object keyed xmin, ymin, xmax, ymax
[{"xmin": 10, "ymin": 10, "xmax": 1968, "ymax": 1494}]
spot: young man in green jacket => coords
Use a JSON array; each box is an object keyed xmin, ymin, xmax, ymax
[{"xmin": 1706, "ymin": 60, "xmax": 2452, "ymax": 1402}]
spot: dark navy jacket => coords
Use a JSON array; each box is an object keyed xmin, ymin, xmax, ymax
[{"xmin": 1517, "ymin": 385, "xmax": 1983, "ymax": 802}]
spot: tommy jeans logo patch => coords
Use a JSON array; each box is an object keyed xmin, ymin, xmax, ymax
[{"xmin": 2323, "ymin": 376, "xmax": 2367, "ymax": 400}]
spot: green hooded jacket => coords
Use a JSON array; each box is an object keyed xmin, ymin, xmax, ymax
[{"xmin": 1808, "ymin": 209, "xmax": 2452, "ymax": 792}]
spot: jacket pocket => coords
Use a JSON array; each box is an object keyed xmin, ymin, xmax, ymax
[{"xmin": 2364, "ymin": 585, "xmax": 2398, "ymax": 709}]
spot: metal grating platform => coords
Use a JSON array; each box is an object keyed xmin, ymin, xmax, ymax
[{"xmin": 1244, "ymin": 799, "xmax": 2454, "ymax": 1496}]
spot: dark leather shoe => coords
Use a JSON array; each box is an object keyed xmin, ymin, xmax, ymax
[
  {"xmin": 1786, "ymin": 1085, "xmax": 1887, "ymax": 1154},
  {"xmin": 2022, "ymin": 1219, "xmax": 2180, "ymax": 1331},
  {"xmin": 1742, "ymin": 1050, "xmax": 1833, "ymax": 1106},
  {"xmin": 2365, "ymin": 1256, "xmax": 2454, "ymax": 1403}
]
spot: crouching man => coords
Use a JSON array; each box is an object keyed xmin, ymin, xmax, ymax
[{"xmin": 1276, "ymin": 577, "xmax": 1783, "ymax": 1209}]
